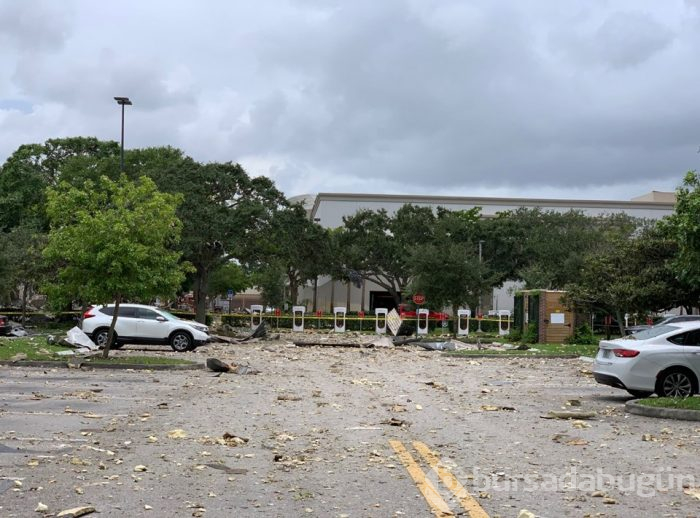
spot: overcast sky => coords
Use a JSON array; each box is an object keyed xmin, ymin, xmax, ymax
[{"xmin": 1, "ymin": 0, "xmax": 699, "ymax": 201}]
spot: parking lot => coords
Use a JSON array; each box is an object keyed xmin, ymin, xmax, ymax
[{"xmin": 1, "ymin": 340, "xmax": 699, "ymax": 517}]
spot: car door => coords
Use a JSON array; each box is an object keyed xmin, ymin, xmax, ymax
[
  {"xmin": 114, "ymin": 306, "xmax": 138, "ymax": 338},
  {"xmin": 134, "ymin": 308, "xmax": 169, "ymax": 342},
  {"xmin": 681, "ymin": 330, "xmax": 700, "ymax": 381}
]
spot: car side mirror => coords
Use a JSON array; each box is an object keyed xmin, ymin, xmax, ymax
[{"xmin": 156, "ymin": 316, "xmax": 167, "ymax": 322}]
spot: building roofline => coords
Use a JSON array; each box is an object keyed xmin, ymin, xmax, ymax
[{"xmin": 310, "ymin": 192, "xmax": 675, "ymax": 219}]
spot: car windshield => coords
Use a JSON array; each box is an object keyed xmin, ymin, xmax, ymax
[
  {"xmin": 626, "ymin": 324, "xmax": 680, "ymax": 341},
  {"xmin": 157, "ymin": 309, "xmax": 180, "ymax": 321}
]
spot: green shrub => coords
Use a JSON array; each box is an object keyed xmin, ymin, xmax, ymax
[
  {"xmin": 567, "ymin": 323, "xmax": 597, "ymax": 345},
  {"xmin": 523, "ymin": 322, "xmax": 539, "ymax": 344}
]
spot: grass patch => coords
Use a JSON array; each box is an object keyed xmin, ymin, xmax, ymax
[
  {"xmin": 446, "ymin": 342, "xmax": 599, "ymax": 357},
  {"xmin": 0, "ymin": 336, "xmax": 72, "ymax": 360},
  {"xmin": 636, "ymin": 397, "xmax": 700, "ymax": 411},
  {"xmin": 0, "ymin": 337, "xmax": 194, "ymax": 366},
  {"xmin": 85, "ymin": 355, "xmax": 194, "ymax": 366}
]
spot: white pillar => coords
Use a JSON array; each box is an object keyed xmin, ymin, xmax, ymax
[
  {"xmin": 497, "ymin": 309, "xmax": 511, "ymax": 336},
  {"xmin": 333, "ymin": 306, "xmax": 347, "ymax": 333},
  {"xmin": 417, "ymin": 308, "xmax": 429, "ymax": 335},
  {"xmin": 375, "ymin": 308, "xmax": 388, "ymax": 334},
  {"xmin": 292, "ymin": 306, "xmax": 306, "ymax": 332},
  {"xmin": 457, "ymin": 309, "xmax": 471, "ymax": 336},
  {"xmin": 250, "ymin": 304, "xmax": 263, "ymax": 329}
]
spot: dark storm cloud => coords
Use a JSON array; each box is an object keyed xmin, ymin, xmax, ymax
[{"xmin": 1, "ymin": 0, "xmax": 699, "ymax": 199}]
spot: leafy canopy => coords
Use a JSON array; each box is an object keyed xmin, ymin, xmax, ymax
[{"xmin": 42, "ymin": 175, "xmax": 191, "ymax": 307}]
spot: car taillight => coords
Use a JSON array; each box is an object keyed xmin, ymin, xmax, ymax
[
  {"xmin": 83, "ymin": 309, "xmax": 95, "ymax": 319},
  {"xmin": 613, "ymin": 349, "xmax": 640, "ymax": 358}
]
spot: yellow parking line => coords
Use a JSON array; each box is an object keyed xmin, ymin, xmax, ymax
[
  {"xmin": 413, "ymin": 441, "xmax": 490, "ymax": 518},
  {"xmin": 388, "ymin": 440, "xmax": 454, "ymax": 517}
]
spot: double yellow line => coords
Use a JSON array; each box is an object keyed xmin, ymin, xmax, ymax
[{"xmin": 389, "ymin": 440, "xmax": 489, "ymax": 518}]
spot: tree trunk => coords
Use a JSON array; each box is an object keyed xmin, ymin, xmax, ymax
[
  {"xmin": 20, "ymin": 282, "xmax": 28, "ymax": 323},
  {"xmin": 102, "ymin": 295, "xmax": 121, "ymax": 359},
  {"xmin": 615, "ymin": 310, "xmax": 625, "ymax": 337},
  {"xmin": 329, "ymin": 280, "xmax": 335, "ymax": 313},
  {"xmin": 312, "ymin": 277, "xmax": 318, "ymax": 312},
  {"xmin": 346, "ymin": 281, "xmax": 351, "ymax": 310},
  {"xmin": 289, "ymin": 277, "xmax": 299, "ymax": 307},
  {"xmin": 360, "ymin": 280, "xmax": 366, "ymax": 312},
  {"xmin": 194, "ymin": 265, "xmax": 209, "ymax": 324}
]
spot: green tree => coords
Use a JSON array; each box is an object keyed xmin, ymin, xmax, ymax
[
  {"xmin": 336, "ymin": 205, "xmax": 434, "ymax": 306},
  {"xmin": 265, "ymin": 204, "xmax": 330, "ymax": 306},
  {"xmin": 668, "ymin": 171, "xmax": 700, "ymax": 291},
  {"xmin": 0, "ymin": 223, "xmax": 48, "ymax": 317},
  {"xmin": 564, "ymin": 223, "xmax": 692, "ymax": 333},
  {"xmin": 43, "ymin": 175, "xmax": 191, "ymax": 357},
  {"xmin": 147, "ymin": 160, "xmax": 286, "ymax": 322},
  {"xmin": 408, "ymin": 208, "xmax": 496, "ymax": 317},
  {"xmin": 208, "ymin": 262, "xmax": 250, "ymax": 301},
  {"xmin": 0, "ymin": 137, "xmax": 119, "ymax": 231}
]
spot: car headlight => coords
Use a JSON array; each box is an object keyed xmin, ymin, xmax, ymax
[{"xmin": 192, "ymin": 325, "xmax": 209, "ymax": 333}]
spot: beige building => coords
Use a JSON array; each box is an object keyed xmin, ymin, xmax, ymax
[{"xmin": 291, "ymin": 191, "xmax": 676, "ymax": 314}]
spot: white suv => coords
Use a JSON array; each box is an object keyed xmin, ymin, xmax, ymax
[{"xmin": 81, "ymin": 304, "xmax": 210, "ymax": 352}]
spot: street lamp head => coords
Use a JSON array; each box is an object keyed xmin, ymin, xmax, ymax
[{"xmin": 114, "ymin": 96, "xmax": 132, "ymax": 106}]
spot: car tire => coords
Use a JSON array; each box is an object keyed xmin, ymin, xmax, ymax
[
  {"xmin": 170, "ymin": 331, "xmax": 193, "ymax": 352},
  {"xmin": 655, "ymin": 369, "xmax": 697, "ymax": 398},
  {"xmin": 627, "ymin": 390, "xmax": 653, "ymax": 398},
  {"xmin": 93, "ymin": 328, "xmax": 115, "ymax": 349}
]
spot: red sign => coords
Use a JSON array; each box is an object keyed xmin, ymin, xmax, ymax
[
  {"xmin": 358, "ymin": 311, "xmax": 365, "ymax": 319},
  {"xmin": 412, "ymin": 294, "xmax": 426, "ymax": 305},
  {"xmin": 477, "ymin": 312, "xmax": 483, "ymax": 320},
  {"xmin": 316, "ymin": 310, "xmax": 323, "ymax": 317},
  {"xmin": 274, "ymin": 308, "xmax": 281, "ymax": 317}
]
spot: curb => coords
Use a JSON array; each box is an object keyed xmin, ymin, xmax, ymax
[
  {"xmin": 0, "ymin": 360, "xmax": 204, "ymax": 371},
  {"xmin": 442, "ymin": 353, "xmax": 580, "ymax": 359},
  {"xmin": 625, "ymin": 399, "xmax": 700, "ymax": 421}
]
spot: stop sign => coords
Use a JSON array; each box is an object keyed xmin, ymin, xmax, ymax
[{"xmin": 412, "ymin": 293, "xmax": 426, "ymax": 305}]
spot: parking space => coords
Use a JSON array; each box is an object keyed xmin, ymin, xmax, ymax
[{"xmin": 1, "ymin": 344, "xmax": 699, "ymax": 517}]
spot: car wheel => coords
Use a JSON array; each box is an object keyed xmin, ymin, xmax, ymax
[
  {"xmin": 93, "ymin": 329, "xmax": 114, "ymax": 349},
  {"xmin": 170, "ymin": 331, "xmax": 193, "ymax": 352},
  {"xmin": 656, "ymin": 369, "xmax": 696, "ymax": 398},
  {"xmin": 627, "ymin": 390, "xmax": 653, "ymax": 398}
]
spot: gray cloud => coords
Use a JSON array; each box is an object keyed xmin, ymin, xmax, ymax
[{"xmin": 1, "ymin": 0, "xmax": 699, "ymax": 200}]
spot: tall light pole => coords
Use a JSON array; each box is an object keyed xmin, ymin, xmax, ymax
[
  {"xmin": 114, "ymin": 97, "xmax": 132, "ymax": 170},
  {"xmin": 477, "ymin": 240, "xmax": 484, "ymax": 332}
]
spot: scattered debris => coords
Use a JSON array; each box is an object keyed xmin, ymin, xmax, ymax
[
  {"xmin": 206, "ymin": 358, "xmax": 232, "ymax": 372},
  {"xmin": 167, "ymin": 429, "xmax": 188, "ymax": 439},
  {"xmin": 566, "ymin": 399, "xmax": 582, "ymax": 407},
  {"xmin": 381, "ymin": 417, "xmax": 409, "ymax": 427},
  {"xmin": 35, "ymin": 502, "xmax": 49, "ymax": 513},
  {"xmin": 204, "ymin": 463, "xmax": 248, "ymax": 475},
  {"xmin": 56, "ymin": 507, "xmax": 96, "ymax": 518},
  {"xmin": 424, "ymin": 381, "xmax": 447, "ymax": 391},
  {"xmin": 62, "ymin": 327, "xmax": 98, "ymax": 350},
  {"xmin": 418, "ymin": 341, "xmax": 456, "ymax": 352},
  {"xmin": 222, "ymin": 433, "xmax": 249, "ymax": 446},
  {"xmin": 552, "ymin": 434, "xmax": 589, "ymax": 446},
  {"xmin": 684, "ymin": 486, "xmax": 700, "ymax": 500},
  {"xmin": 277, "ymin": 394, "xmax": 302, "ymax": 401},
  {"xmin": 206, "ymin": 358, "xmax": 260, "ymax": 375},
  {"xmin": 369, "ymin": 336, "xmax": 395, "ymax": 348},
  {"xmin": 294, "ymin": 341, "xmax": 361, "ymax": 348},
  {"xmin": 518, "ymin": 510, "xmax": 536, "ymax": 518},
  {"xmin": 541, "ymin": 410, "xmax": 596, "ymax": 420},
  {"xmin": 9, "ymin": 326, "xmax": 28, "ymax": 337},
  {"xmin": 481, "ymin": 405, "xmax": 516, "ymax": 412},
  {"xmin": 241, "ymin": 321, "xmax": 268, "ymax": 342}
]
